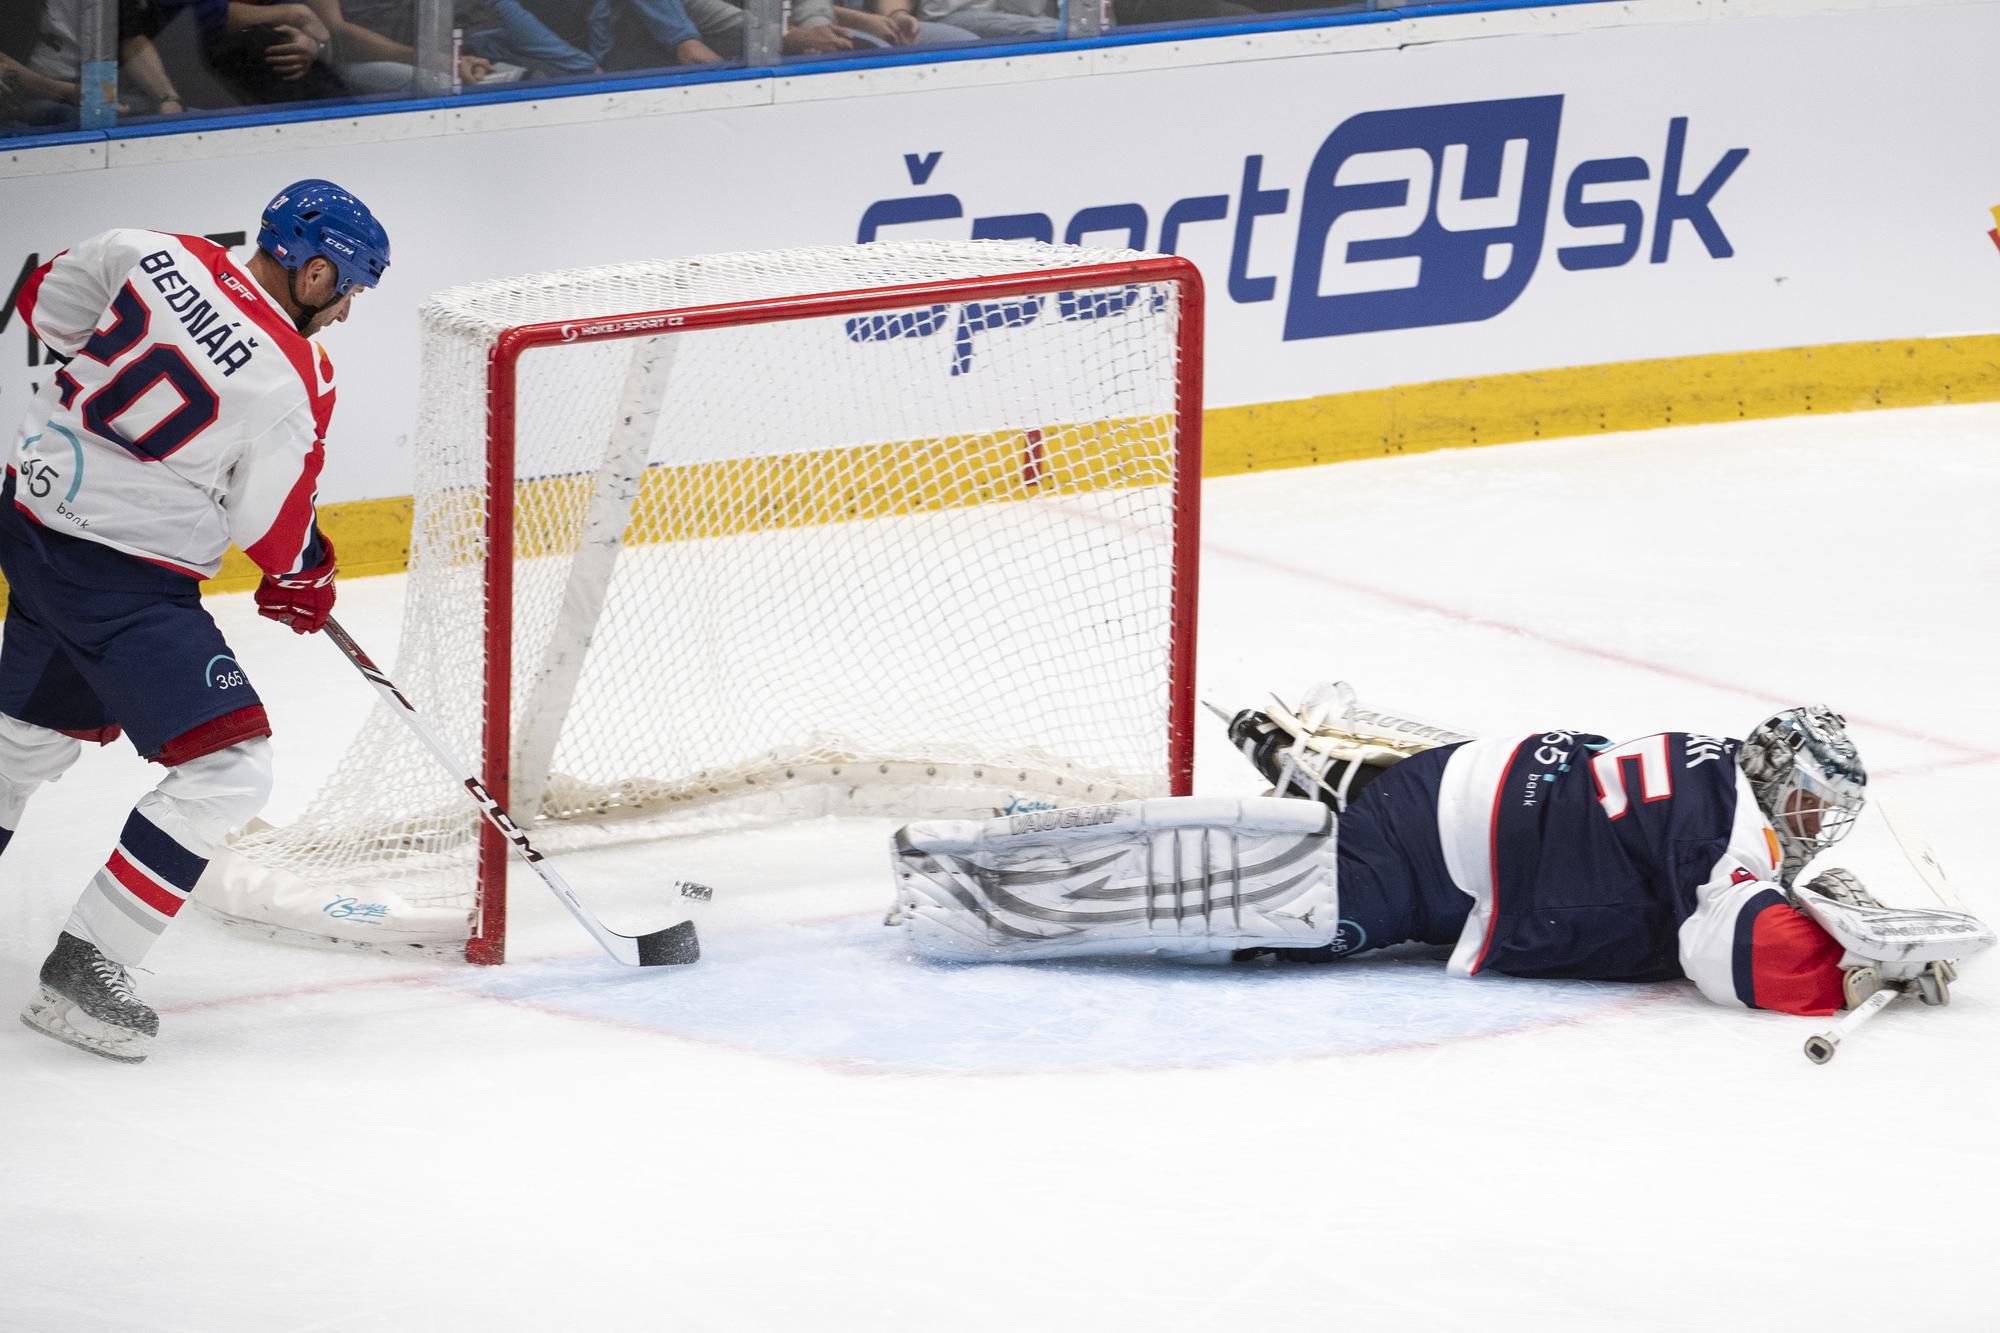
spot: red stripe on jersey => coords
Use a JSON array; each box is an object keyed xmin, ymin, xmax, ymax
[
  {"xmin": 1747, "ymin": 902, "xmax": 1845, "ymax": 1016},
  {"xmin": 240, "ymin": 441, "xmax": 326, "ymax": 576},
  {"xmin": 153, "ymin": 704, "xmax": 272, "ymax": 767},
  {"xmin": 12, "ymin": 478, "xmax": 213, "ymax": 579},
  {"xmin": 14, "ymin": 251, "xmax": 63, "ymax": 334},
  {"xmin": 173, "ymin": 236, "xmax": 333, "ymax": 578},
  {"xmin": 1468, "ymin": 738, "xmax": 1529, "ymax": 976},
  {"xmin": 130, "ymin": 552, "xmax": 212, "ymax": 580},
  {"xmin": 176, "ymin": 234, "xmax": 334, "ymax": 440},
  {"xmin": 106, "ymin": 850, "xmax": 187, "ymax": 918}
]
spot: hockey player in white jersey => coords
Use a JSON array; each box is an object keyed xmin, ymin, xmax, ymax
[
  {"xmin": 891, "ymin": 684, "xmax": 1992, "ymax": 1022},
  {"xmin": 0, "ymin": 180, "xmax": 389, "ymax": 1063}
]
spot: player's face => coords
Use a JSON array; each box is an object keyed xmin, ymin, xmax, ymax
[
  {"xmin": 1784, "ymin": 788, "xmax": 1827, "ymax": 840},
  {"xmin": 296, "ymin": 258, "xmax": 362, "ymax": 336},
  {"xmin": 304, "ymin": 287, "xmax": 359, "ymax": 336}
]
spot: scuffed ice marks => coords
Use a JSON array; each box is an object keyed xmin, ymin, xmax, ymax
[{"xmin": 450, "ymin": 918, "xmax": 1666, "ymax": 1074}]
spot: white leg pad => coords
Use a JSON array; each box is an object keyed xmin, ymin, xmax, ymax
[
  {"xmin": 152, "ymin": 737, "xmax": 275, "ymax": 847},
  {"xmin": 0, "ymin": 713, "xmax": 84, "ymax": 829},
  {"xmin": 891, "ymin": 796, "xmax": 1338, "ymax": 963}
]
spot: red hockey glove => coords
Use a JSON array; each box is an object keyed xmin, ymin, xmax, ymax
[{"xmin": 255, "ymin": 535, "xmax": 337, "ymax": 634}]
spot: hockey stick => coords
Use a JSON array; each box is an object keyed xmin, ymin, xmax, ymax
[
  {"xmin": 1801, "ymin": 797, "xmax": 1989, "ymax": 1062},
  {"xmin": 319, "ymin": 616, "xmax": 703, "ymax": 967},
  {"xmin": 1874, "ymin": 794, "xmax": 1972, "ymax": 914},
  {"xmin": 1803, "ymin": 986, "xmax": 1899, "ymax": 1065}
]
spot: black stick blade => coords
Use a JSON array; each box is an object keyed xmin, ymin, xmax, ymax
[{"xmin": 635, "ymin": 919, "xmax": 701, "ymax": 967}]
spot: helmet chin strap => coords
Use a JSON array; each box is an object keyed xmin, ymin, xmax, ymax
[{"xmin": 286, "ymin": 263, "xmax": 337, "ymax": 335}]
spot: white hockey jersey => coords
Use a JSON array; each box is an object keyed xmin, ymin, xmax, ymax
[{"xmin": 8, "ymin": 229, "xmax": 334, "ymax": 580}]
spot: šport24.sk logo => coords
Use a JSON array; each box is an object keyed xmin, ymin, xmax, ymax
[
  {"xmin": 1284, "ymin": 97, "xmax": 1744, "ymax": 337},
  {"xmin": 855, "ymin": 95, "xmax": 1748, "ymax": 350}
]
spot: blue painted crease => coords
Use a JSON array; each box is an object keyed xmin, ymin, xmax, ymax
[{"xmin": 453, "ymin": 916, "xmax": 1666, "ymax": 1074}]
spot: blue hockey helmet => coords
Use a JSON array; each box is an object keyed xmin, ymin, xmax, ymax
[{"xmin": 258, "ymin": 179, "xmax": 391, "ymax": 297}]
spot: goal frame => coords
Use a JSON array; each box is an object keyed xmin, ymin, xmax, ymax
[{"xmin": 470, "ymin": 255, "xmax": 1206, "ymax": 964}]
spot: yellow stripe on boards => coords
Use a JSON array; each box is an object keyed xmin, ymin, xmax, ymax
[
  {"xmin": 198, "ymin": 494, "xmax": 417, "ymax": 594},
  {"xmin": 3, "ymin": 332, "xmax": 1996, "ymax": 616},
  {"xmin": 1202, "ymin": 333, "xmax": 2000, "ymax": 474}
]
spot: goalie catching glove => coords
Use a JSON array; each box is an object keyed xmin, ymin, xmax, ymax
[
  {"xmin": 255, "ymin": 534, "xmax": 337, "ymax": 635},
  {"xmin": 891, "ymin": 796, "xmax": 1338, "ymax": 963}
]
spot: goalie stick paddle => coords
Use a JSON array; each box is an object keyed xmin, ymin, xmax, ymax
[
  {"xmin": 318, "ymin": 617, "xmax": 703, "ymax": 967},
  {"xmin": 1874, "ymin": 794, "xmax": 1973, "ymax": 915}
]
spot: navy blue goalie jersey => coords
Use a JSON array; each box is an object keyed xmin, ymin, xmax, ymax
[{"xmin": 1336, "ymin": 730, "xmax": 1824, "ymax": 1009}]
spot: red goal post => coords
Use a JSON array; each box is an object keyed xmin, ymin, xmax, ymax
[{"xmin": 204, "ymin": 241, "xmax": 1204, "ymax": 964}]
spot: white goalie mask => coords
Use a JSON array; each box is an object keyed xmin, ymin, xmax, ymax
[{"xmin": 1738, "ymin": 705, "xmax": 1867, "ymax": 876}]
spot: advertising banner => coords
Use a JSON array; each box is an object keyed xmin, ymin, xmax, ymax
[{"xmin": 3, "ymin": 1, "xmax": 1998, "ymax": 503}]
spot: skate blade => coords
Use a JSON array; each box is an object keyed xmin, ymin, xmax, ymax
[{"xmin": 20, "ymin": 987, "xmax": 151, "ymax": 1064}]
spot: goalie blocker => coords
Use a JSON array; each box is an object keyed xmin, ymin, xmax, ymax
[{"xmin": 892, "ymin": 797, "xmax": 1337, "ymax": 963}]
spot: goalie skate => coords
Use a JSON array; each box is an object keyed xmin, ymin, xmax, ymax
[
  {"xmin": 1214, "ymin": 681, "xmax": 1475, "ymax": 807},
  {"xmin": 892, "ymin": 796, "xmax": 1337, "ymax": 963},
  {"xmin": 20, "ymin": 932, "xmax": 158, "ymax": 1064},
  {"xmin": 1270, "ymin": 681, "xmax": 1476, "ymax": 765}
]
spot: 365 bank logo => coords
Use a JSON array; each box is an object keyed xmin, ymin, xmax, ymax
[{"xmin": 854, "ymin": 96, "xmax": 1748, "ymax": 344}]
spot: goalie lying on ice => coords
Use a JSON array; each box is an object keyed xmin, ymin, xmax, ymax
[{"xmin": 889, "ymin": 686, "xmax": 1993, "ymax": 1017}]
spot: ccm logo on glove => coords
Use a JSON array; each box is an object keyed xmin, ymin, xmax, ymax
[{"xmin": 255, "ymin": 535, "xmax": 337, "ymax": 634}]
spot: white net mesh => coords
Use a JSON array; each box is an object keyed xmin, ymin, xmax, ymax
[{"xmin": 213, "ymin": 240, "xmax": 1193, "ymax": 951}]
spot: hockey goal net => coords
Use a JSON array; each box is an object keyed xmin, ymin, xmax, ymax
[{"xmin": 201, "ymin": 239, "xmax": 1203, "ymax": 963}]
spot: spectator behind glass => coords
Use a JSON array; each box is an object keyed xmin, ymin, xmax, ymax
[
  {"xmin": 2, "ymin": 6, "xmax": 50, "ymax": 128},
  {"xmin": 1112, "ymin": 0, "xmax": 1251, "ymax": 23},
  {"xmin": 150, "ymin": 0, "xmax": 352, "ymax": 104},
  {"xmin": 906, "ymin": 0, "xmax": 1054, "ymax": 42},
  {"xmin": 11, "ymin": 0, "xmax": 192, "ymax": 124},
  {"xmin": 678, "ymin": 0, "xmax": 972, "ymax": 58},
  {"xmin": 830, "ymin": 0, "xmax": 976, "ymax": 48},
  {"xmin": 1, "ymin": 5, "xmax": 42, "ymax": 59},
  {"xmin": 301, "ymin": 0, "xmax": 498, "ymax": 92},
  {"xmin": 901, "ymin": 0, "xmax": 1259, "ymax": 43},
  {"xmin": 468, "ymin": 0, "xmax": 720, "ymax": 76},
  {"xmin": 3, "ymin": 50, "xmax": 81, "ymax": 129}
]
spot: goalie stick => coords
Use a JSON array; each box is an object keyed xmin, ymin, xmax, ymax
[
  {"xmin": 1800, "ymin": 798, "xmax": 1987, "ymax": 1064},
  {"xmin": 319, "ymin": 617, "xmax": 704, "ymax": 967},
  {"xmin": 1803, "ymin": 986, "xmax": 1898, "ymax": 1065},
  {"xmin": 1874, "ymin": 794, "xmax": 1973, "ymax": 915}
]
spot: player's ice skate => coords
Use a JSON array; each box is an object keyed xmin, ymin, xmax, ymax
[{"xmin": 20, "ymin": 932, "xmax": 159, "ymax": 1065}]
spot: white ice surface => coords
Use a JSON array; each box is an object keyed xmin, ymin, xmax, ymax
[{"xmin": 4, "ymin": 404, "xmax": 1998, "ymax": 1332}]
